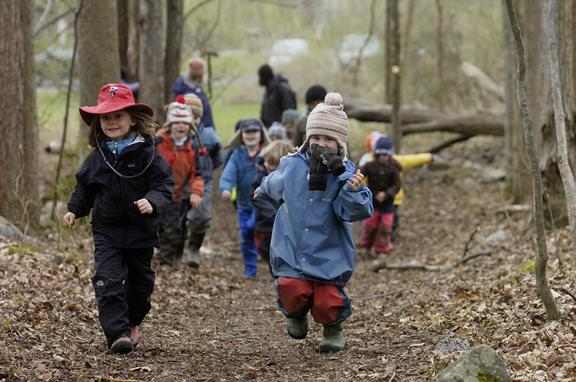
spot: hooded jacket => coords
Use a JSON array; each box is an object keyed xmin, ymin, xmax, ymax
[
  {"xmin": 257, "ymin": 152, "xmax": 373, "ymax": 285},
  {"xmin": 260, "ymin": 75, "xmax": 297, "ymax": 128},
  {"xmin": 67, "ymin": 136, "xmax": 173, "ymax": 248}
]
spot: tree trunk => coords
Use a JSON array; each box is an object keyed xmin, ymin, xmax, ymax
[
  {"xmin": 164, "ymin": 0, "xmax": 184, "ymax": 104},
  {"xmin": 545, "ymin": 0, "xmax": 576, "ymax": 230},
  {"xmin": 506, "ymin": 0, "xmax": 576, "ymax": 225},
  {"xmin": 0, "ymin": 0, "xmax": 39, "ymax": 230},
  {"xmin": 117, "ymin": 0, "xmax": 140, "ymax": 82},
  {"xmin": 78, "ymin": 0, "xmax": 120, "ymax": 148},
  {"xmin": 505, "ymin": 0, "xmax": 560, "ymax": 321},
  {"xmin": 386, "ymin": 0, "xmax": 402, "ymax": 153},
  {"xmin": 435, "ymin": 0, "xmax": 446, "ymax": 111},
  {"xmin": 140, "ymin": 0, "xmax": 166, "ymax": 123}
]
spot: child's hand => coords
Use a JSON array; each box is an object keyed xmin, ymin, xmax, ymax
[
  {"xmin": 190, "ymin": 194, "xmax": 202, "ymax": 208},
  {"xmin": 346, "ymin": 170, "xmax": 365, "ymax": 191},
  {"xmin": 221, "ymin": 191, "xmax": 231, "ymax": 200},
  {"xmin": 375, "ymin": 191, "xmax": 386, "ymax": 203},
  {"xmin": 63, "ymin": 212, "xmax": 76, "ymax": 226},
  {"xmin": 155, "ymin": 127, "xmax": 168, "ymax": 137},
  {"xmin": 134, "ymin": 199, "xmax": 154, "ymax": 214}
]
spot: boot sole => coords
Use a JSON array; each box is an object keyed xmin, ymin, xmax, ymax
[
  {"xmin": 110, "ymin": 338, "xmax": 133, "ymax": 354},
  {"xmin": 319, "ymin": 343, "xmax": 344, "ymax": 353}
]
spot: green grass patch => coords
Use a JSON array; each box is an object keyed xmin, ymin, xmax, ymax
[{"xmin": 212, "ymin": 101, "xmax": 260, "ymax": 144}]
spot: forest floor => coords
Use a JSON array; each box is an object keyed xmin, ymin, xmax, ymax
[{"xmin": 2, "ymin": 137, "xmax": 576, "ymax": 381}]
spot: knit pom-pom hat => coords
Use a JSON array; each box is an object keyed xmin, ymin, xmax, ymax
[{"xmin": 305, "ymin": 92, "xmax": 348, "ymax": 156}]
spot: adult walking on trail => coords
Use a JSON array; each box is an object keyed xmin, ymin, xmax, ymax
[
  {"xmin": 64, "ymin": 83, "xmax": 173, "ymax": 354},
  {"xmin": 255, "ymin": 92, "xmax": 373, "ymax": 353},
  {"xmin": 258, "ymin": 64, "xmax": 297, "ymax": 128},
  {"xmin": 291, "ymin": 84, "xmax": 327, "ymax": 147},
  {"xmin": 172, "ymin": 58, "xmax": 216, "ymax": 130}
]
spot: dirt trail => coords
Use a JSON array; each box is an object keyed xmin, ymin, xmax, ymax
[{"xmin": 2, "ymin": 138, "xmax": 576, "ymax": 381}]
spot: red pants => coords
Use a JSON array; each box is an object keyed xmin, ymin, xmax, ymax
[
  {"xmin": 276, "ymin": 277, "xmax": 351, "ymax": 325},
  {"xmin": 359, "ymin": 210, "xmax": 394, "ymax": 254}
]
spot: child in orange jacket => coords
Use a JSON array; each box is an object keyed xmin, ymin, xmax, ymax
[{"xmin": 156, "ymin": 102, "xmax": 204, "ymax": 265}]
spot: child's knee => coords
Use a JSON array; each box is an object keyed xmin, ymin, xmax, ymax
[
  {"xmin": 277, "ymin": 277, "xmax": 313, "ymax": 314},
  {"xmin": 311, "ymin": 286, "xmax": 351, "ymax": 324},
  {"xmin": 92, "ymin": 276, "xmax": 126, "ymax": 302}
]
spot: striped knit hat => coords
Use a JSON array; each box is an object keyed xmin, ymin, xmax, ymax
[{"xmin": 306, "ymin": 92, "xmax": 348, "ymax": 156}]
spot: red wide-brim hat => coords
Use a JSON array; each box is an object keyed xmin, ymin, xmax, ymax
[{"xmin": 79, "ymin": 83, "xmax": 153, "ymax": 125}]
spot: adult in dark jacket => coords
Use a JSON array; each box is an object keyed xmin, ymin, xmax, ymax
[
  {"xmin": 292, "ymin": 84, "xmax": 327, "ymax": 147},
  {"xmin": 172, "ymin": 58, "xmax": 216, "ymax": 129},
  {"xmin": 64, "ymin": 83, "xmax": 173, "ymax": 354},
  {"xmin": 258, "ymin": 64, "xmax": 297, "ymax": 128}
]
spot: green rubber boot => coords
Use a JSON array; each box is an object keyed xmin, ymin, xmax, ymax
[
  {"xmin": 319, "ymin": 323, "xmax": 345, "ymax": 353},
  {"xmin": 286, "ymin": 317, "xmax": 308, "ymax": 339}
]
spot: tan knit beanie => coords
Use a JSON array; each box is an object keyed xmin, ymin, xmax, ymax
[
  {"xmin": 182, "ymin": 93, "xmax": 204, "ymax": 122},
  {"xmin": 306, "ymin": 92, "xmax": 348, "ymax": 156}
]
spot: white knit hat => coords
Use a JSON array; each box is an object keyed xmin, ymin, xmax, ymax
[
  {"xmin": 305, "ymin": 92, "xmax": 348, "ymax": 156},
  {"xmin": 164, "ymin": 102, "xmax": 194, "ymax": 127}
]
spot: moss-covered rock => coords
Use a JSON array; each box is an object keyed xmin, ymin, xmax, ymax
[{"xmin": 437, "ymin": 345, "xmax": 510, "ymax": 382}]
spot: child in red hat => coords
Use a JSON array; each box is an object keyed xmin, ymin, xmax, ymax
[{"xmin": 63, "ymin": 83, "xmax": 174, "ymax": 354}]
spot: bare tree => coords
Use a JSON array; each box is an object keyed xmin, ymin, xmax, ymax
[
  {"xmin": 0, "ymin": 0, "xmax": 39, "ymax": 229},
  {"xmin": 386, "ymin": 0, "xmax": 402, "ymax": 153},
  {"xmin": 544, "ymin": 0, "xmax": 576, "ymax": 231},
  {"xmin": 140, "ymin": 0, "xmax": 166, "ymax": 122},
  {"xmin": 117, "ymin": 0, "xmax": 140, "ymax": 82},
  {"xmin": 165, "ymin": 0, "xmax": 184, "ymax": 103},
  {"xmin": 77, "ymin": 0, "xmax": 120, "ymax": 148},
  {"xmin": 504, "ymin": 0, "xmax": 560, "ymax": 321},
  {"xmin": 435, "ymin": 0, "xmax": 446, "ymax": 111}
]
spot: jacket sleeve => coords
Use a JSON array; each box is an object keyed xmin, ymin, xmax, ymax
[
  {"xmin": 219, "ymin": 150, "xmax": 238, "ymax": 193},
  {"xmin": 279, "ymin": 84, "xmax": 296, "ymax": 111},
  {"xmin": 332, "ymin": 162, "xmax": 373, "ymax": 222},
  {"xmin": 385, "ymin": 163, "xmax": 402, "ymax": 198},
  {"xmin": 258, "ymin": 157, "xmax": 288, "ymax": 202},
  {"xmin": 67, "ymin": 157, "xmax": 96, "ymax": 218},
  {"xmin": 144, "ymin": 154, "xmax": 174, "ymax": 214},
  {"xmin": 189, "ymin": 153, "xmax": 204, "ymax": 197},
  {"xmin": 396, "ymin": 153, "xmax": 432, "ymax": 170}
]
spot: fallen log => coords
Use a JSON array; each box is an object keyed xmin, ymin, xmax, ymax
[
  {"xmin": 345, "ymin": 103, "xmax": 506, "ymax": 138},
  {"xmin": 371, "ymin": 251, "xmax": 492, "ymax": 273},
  {"xmin": 401, "ymin": 114, "xmax": 505, "ymax": 137},
  {"xmin": 344, "ymin": 103, "xmax": 444, "ymax": 124}
]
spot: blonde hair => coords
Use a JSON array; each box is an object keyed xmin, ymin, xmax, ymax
[{"xmin": 260, "ymin": 140, "xmax": 294, "ymax": 167}]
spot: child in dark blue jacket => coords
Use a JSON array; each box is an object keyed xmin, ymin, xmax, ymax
[
  {"xmin": 251, "ymin": 140, "xmax": 294, "ymax": 274},
  {"xmin": 219, "ymin": 119, "xmax": 269, "ymax": 278},
  {"xmin": 64, "ymin": 83, "xmax": 173, "ymax": 354}
]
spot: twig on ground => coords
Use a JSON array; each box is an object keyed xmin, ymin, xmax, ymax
[
  {"xmin": 555, "ymin": 287, "xmax": 576, "ymax": 303},
  {"xmin": 462, "ymin": 226, "xmax": 480, "ymax": 258},
  {"xmin": 371, "ymin": 251, "xmax": 492, "ymax": 273}
]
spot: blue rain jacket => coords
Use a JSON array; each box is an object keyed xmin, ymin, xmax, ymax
[
  {"xmin": 219, "ymin": 146, "xmax": 259, "ymax": 209},
  {"xmin": 258, "ymin": 152, "xmax": 373, "ymax": 285}
]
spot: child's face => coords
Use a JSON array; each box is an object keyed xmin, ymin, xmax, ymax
[
  {"xmin": 100, "ymin": 111, "xmax": 134, "ymax": 140},
  {"xmin": 376, "ymin": 153, "xmax": 391, "ymax": 163},
  {"xmin": 242, "ymin": 129, "xmax": 261, "ymax": 147},
  {"xmin": 170, "ymin": 122, "xmax": 191, "ymax": 141},
  {"xmin": 309, "ymin": 135, "xmax": 339, "ymax": 152}
]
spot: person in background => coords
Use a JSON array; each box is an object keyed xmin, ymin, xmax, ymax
[
  {"xmin": 268, "ymin": 121, "xmax": 288, "ymax": 141},
  {"xmin": 179, "ymin": 93, "xmax": 222, "ymax": 268},
  {"xmin": 255, "ymin": 93, "xmax": 373, "ymax": 353},
  {"xmin": 258, "ymin": 64, "xmax": 297, "ymax": 128},
  {"xmin": 172, "ymin": 58, "xmax": 216, "ymax": 130},
  {"xmin": 155, "ymin": 102, "xmax": 204, "ymax": 266},
  {"xmin": 292, "ymin": 84, "xmax": 328, "ymax": 147},
  {"xmin": 281, "ymin": 109, "xmax": 304, "ymax": 146},
  {"xmin": 359, "ymin": 136, "xmax": 402, "ymax": 255},
  {"xmin": 251, "ymin": 140, "xmax": 294, "ymax": 275},
  {"xmin": 358, "ymin": 132, "xmax": 434, "ymax": 241},
  {"xmin": 220, "ymin": 119, "xmax": 270, "ymax": 279},
  {"xmin": 64, "ymin": 83, "xmax": 173, "ymax": 354}
]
